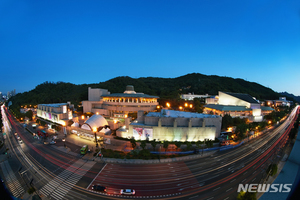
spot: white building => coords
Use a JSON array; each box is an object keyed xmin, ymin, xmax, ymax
[
  {"xmin": 204, "ymin": 91, "xmax": 274, "ymax": 122},
  {"xmin": 37, "ymin": 103, "xmax": 73, "ymax": 125},
  {"xmin": 181, "ymin": 93, "xmax": 211, "ymax": 101}
]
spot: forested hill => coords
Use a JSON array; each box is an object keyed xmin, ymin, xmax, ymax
[{"xmin": 9, "ymin": 73, "xmax": 287, "ymax": 107}]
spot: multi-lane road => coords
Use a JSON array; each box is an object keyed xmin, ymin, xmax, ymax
[{"xmin": 1, "ymin": 105, "xmax": 299, "ymax": 200}]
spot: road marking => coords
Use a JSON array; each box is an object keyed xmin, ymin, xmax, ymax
[
  {"xmin": 226, "ymin": 188, "xmax": 232, "ymax": 192},
  {"xmin": 41, "ymin": 159, "xmax": 95, "ymax": 199},
  {"xmin": 87, "ymin": 163, "xmax": 107, "ymax": 189},
  {"xmin": 224, "ymin": 197, "xmax": 229, "ymax": 200},
  {"xmin": 0, "ymin": 161, "xmax": 25, "ymax": 197},
  {"xmin": 242, "ymin": 179, "xmax": 246, "ymax": 182},
  {"xmin": 213, "ymin": 187, "xmax": 221, "ymax": 191},
  {"xmin": 252, "ymin": 178, "xmax": 256, "ymax": 182},
  {"xmin": 206, "ymin": 197, "xmax": 214, "ymax": 200},
  {"xmin": 230, "ymin": 179, "xmax": 236, "ymax": 183},
  {"xmin": 189, "ymin": 195, "xmax": 199, "ymax": 199}
]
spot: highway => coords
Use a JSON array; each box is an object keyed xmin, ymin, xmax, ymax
[{"xmin": 1, "ymin": 105, "xmax": 298, "ymax": 200}]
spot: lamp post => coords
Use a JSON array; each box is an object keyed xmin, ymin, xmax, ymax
[
  {"xmin": 93, "ymin": 127, "xmax": 98, "ymax": 148},
  {"xmin": 62, "ymin": 138, "xmax": 66, "ymax": 148}
]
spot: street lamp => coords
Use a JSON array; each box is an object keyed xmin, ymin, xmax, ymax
[{"xmin": 93, "ymin": 127, "xmax": 98, "ymax": 148}]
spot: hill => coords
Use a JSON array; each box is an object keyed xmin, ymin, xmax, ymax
[
  {"xmin": 8, "ymin": 73, "xmax": 287, "ymax": 108},
  {"xmin": 280, "ymin": 92, "xmax": 300, "ymax": 103}
]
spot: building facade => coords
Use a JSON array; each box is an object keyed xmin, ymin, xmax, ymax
[
  {"xmin": 82, "ymin": 85, "xmax": 159, "ymax": 117},
  {"xmin": 37, "ymin": 103, "xmax": 73, "ymax": 125},
  {"xmin": 203, "ymin": 91, "xmax": 274, "ymax": 122},
  {"xmin": 181, "ymin": 93, "xmax": 211, "ymax": 101},
  {"xmin": 117, "ymin": 109, "xmax": 222, "ymax": 142}
]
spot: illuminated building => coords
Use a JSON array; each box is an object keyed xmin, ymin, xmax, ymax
[
  {"xmin": 82, "ymin": 85, "xmax": 159, "ymax": 117},
  {"xmin": 204, "ymin": 91, "xmax": 274, "ymax": 122},
  {"xmin": 117, "ymin": 109, "xmax": 222, "ymax": 142},
  {"xmin": 37, "ymin": 103, "xmax": 73, "ymax": 125}
]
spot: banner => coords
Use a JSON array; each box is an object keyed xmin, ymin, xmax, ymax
[{"xmin": 133, "ymin": 127, "xmax": 153, "ymax": 140}]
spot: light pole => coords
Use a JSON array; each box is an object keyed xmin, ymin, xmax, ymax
[
  {"xmin": 62, "ymin": 138, "xmax": 66, "ymax": 148},
  {"xmin": 93, "ymin": 127, "xmax": 98, "ymax": 148}
]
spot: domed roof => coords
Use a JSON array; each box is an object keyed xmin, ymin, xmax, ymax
[
  {"xmin": 81, "ymin": 114, "xmax": 108, "ymax": 131},
  {"xmin": 126, "ymin": 85, "xmax": 134, "ymax": 91},
  {"xmin": 124, "ymin": 85, "xmax": 136, "ymax": 94}
]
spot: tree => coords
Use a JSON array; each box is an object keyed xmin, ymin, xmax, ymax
[
  {"xmin": 174, "ymin": 141, "xmax": 182, "ymax": 151},
  {"xmin": 222, "ymin": 114, "xmax": 233, "ymax": 130},
  {"xmin": 186, "ymin": 142, "xmax": 193, "ymax": 150},
  {"xmin": 163, "ymin": 140, "xmax": 169, "ymax": 152},
  {"xmin": 235, "ymin": 123, "xmax": 248, "ymax": 140},
  {"xmin": 150, "ymin": 139, "xmax": 157, "ymax": 151},
  {"xmin": 195, "ymin": 140, "xmax": 201, "ymax": 149},
  {"xmin": 205, "ymin": 139, "xmax": 214, "ymax": 148},
  {"xmin": 237, "ymin": 191, "xmax": 257, "ymax": 200},
  {"xmin": 25, "ymin": 110, "xmax": 33, "ymax": 121},
  {"xmin": 130, "ymin": 138, "xmax": 137, "ymax": 149},
  {"xmin": 267, "ymin": 163, "xmax": 278, "ymax": 177},
  {"xmin": 140, "ymin": 140, "xmax": 147, "ymax": 150}
]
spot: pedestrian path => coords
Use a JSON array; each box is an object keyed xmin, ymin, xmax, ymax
[
  {"xmin": 0, "ymin": 160, "xmax": 25, "ymax": 198},
  {"xmin": 40, "ymin": 159, "xmax": 95, "ymax": 200}
]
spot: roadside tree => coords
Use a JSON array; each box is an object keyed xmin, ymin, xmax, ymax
[
  {"xmin": 130, "ymin": 139, "xmax": 137, "ymax": 149},
  {"xmin": 140, "ymin": 140, "xmax": 147, "ymax": 150},
  {"xmin": 163, "ymin": 140, "xmax": 169, "ymax": 152}
]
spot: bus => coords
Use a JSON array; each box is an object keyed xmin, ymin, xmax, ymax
[{"xmin": 80, "ymin": 145, "xmax": 88, "ymax": 155}]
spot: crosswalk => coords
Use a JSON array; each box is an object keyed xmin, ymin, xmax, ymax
[
  {"xmin": 0, "ymin": 160, "xmax": 25, "ymax": 198},
  {"xmin": 40, "ymin": 159, "xmax": 95, "ymax": 200}
]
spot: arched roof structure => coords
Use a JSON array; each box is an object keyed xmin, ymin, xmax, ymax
[{"xmin": 81, "ymin": 114, "xmax": 108, "ymax": 131}]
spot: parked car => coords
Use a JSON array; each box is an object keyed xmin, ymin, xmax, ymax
[
  {"xmin": 92, "ymin": 185, "xmax": 106, "ymax": 192},
  {"xmin": 120, "ymin": 189, "xmax": 135, "ymax": 195}
]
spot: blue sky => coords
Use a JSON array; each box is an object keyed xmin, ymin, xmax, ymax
[{"xmin": 1, "ymin": 0, "xmax": 300, "ymax": 96}]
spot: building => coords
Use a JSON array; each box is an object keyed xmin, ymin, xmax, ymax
[
  {"xmin": 82, "ymin": 85, "xmax": 159, "ymax": 117},
  {"xmin": 205, "ymin": 96, "xmax": 219, "ymax": 104},
  {"xmin": 181, "ymin": 93, "xmax": 211, "ymax": 101},
  {"xmin": 37, "ymin": 103, "xmax": 73, "ymax": 125},
  {"xmin": 265, "ymin": 97, "xmax": 292, "ymax": 107},
  {"xmin": 117, "ymin": 109, "xmax": 222, "ymax": 142},
  {"xmin": 203, "ymin": 91, "xmax": 274, "ymax": 122}
]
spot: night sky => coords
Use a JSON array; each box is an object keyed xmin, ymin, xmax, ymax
[{"xmin": 1, "ymin": 0, "xmax": 300, "ymax": 96}]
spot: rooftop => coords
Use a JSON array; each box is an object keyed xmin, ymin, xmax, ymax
[
  {"xmin": 204, "ymin": 104, "xmax": 252, "ymax": 111},
  {"xmin": 102, "ymin": 93, "xmax": 159, "ymax": 98},
  {"xmin": 147, "ymin": 109, "xmax": 220, "ymax": 118},
  {"xmin": 223, "ymin": 92, "xmax": 259, "ymax": 104},
  {"xmin": 39, "ymin": 103, "xmax": 68, "ymax": 107},
  {"xmin": 261, "ymin": 106, "xmax": 274, "ymax": 111}
]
